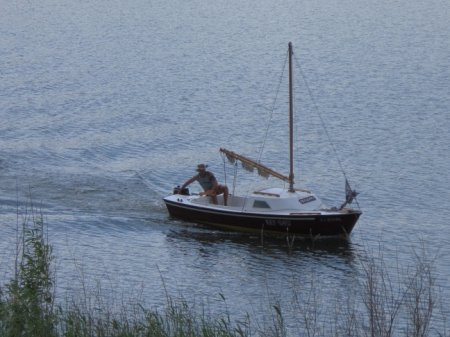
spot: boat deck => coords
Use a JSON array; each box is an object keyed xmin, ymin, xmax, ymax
[{"xmin": 184, "ymin": 194, "xmax": 344, "ymax": 216}]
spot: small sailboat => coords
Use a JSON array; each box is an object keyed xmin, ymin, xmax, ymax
[{"xmin": 163, "ymin": 43, "xmax": 361, "ymax": 237}]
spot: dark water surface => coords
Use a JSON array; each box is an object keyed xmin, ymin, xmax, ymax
[{"xmin": 1, "ymin": 0, "xmax": 450, "ymax": 330}]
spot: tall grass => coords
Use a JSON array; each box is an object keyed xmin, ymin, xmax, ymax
[
  {"xmin": 0, "ymin": 210, "xmax": 56, "ymax": 337},
  {"xmin": 0, "ymin": 213, "xmax": 448, "ymax": 337}
]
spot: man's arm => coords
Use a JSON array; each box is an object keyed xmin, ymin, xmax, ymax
[{"xmin": 181, "ymin": 175, "xmax": 197, "ymax": 190}]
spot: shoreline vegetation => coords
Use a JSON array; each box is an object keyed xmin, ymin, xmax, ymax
[{"xmin": 1, "ymin": 212, "xmax": 449, "ymax": 337}]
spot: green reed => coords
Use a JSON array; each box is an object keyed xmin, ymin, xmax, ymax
[
  {"xmin": 0, "ymin": 211, "xmax": 249, "ymax": 337},
  {"xmin": 0, "ymin": 211, "xmax": 56, "ymax": 337},
  {"xmin": 0, "ymin": 211, "xmax": 448, "ymax": 337}
]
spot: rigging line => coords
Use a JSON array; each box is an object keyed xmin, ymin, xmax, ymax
[
  {"xmin": 232, "ymin": 162, "xmax": 238, "ymax": 197},
  {"xmin": 221, "ymin": 153, "xmax": 227, "ymax": 186},
  {"xmin": 257, "ymin": 49, "xmax": 289, "ymax": 163},
  {"xmin": 220, "ymin": 150, "xmax": 239, "ymax": 196},
  {"xmin": 293, "ymin": 54, "xmax": 350, "ymax": 182}
]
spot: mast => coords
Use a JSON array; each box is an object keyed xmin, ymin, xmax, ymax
[{"xmin": 288, "ymin": 42, "xmax": 295, "ymax": 192}]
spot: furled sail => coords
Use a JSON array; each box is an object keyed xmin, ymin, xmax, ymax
[{"xmin": 219, "ymin": 148, "xmax": 289, "ymax": 182}]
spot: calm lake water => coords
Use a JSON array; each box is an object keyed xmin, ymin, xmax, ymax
[{"xmin": 1, "ymin": 0, "xmax": 450, "ymax": 332}]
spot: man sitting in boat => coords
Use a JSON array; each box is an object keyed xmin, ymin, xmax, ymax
[{"xmin": 180, "ymin": 164, "xmax": 229, "ymax": 206}]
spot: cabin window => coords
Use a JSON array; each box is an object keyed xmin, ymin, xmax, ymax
[
  {"xmin": 253, "ymin": 200, "xmax": 271, "ymax": 208},
  {"xmin": 299, "ymin": 195, "xmax": 316, "ymax": 204}
]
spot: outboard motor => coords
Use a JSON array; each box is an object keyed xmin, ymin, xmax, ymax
[{"xmin": 173, "ymin": 186, "xmax": 190, "ymax": 195}]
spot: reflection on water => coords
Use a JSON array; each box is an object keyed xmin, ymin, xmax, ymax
[{"xmin": 168, "ymin": 225, "xmax": 355, "ymax": 260}]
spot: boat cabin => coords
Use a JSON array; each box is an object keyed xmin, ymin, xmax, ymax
[{"xmin": 189, "ymin": 187, "xmax": 325, "ymax": 214}]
